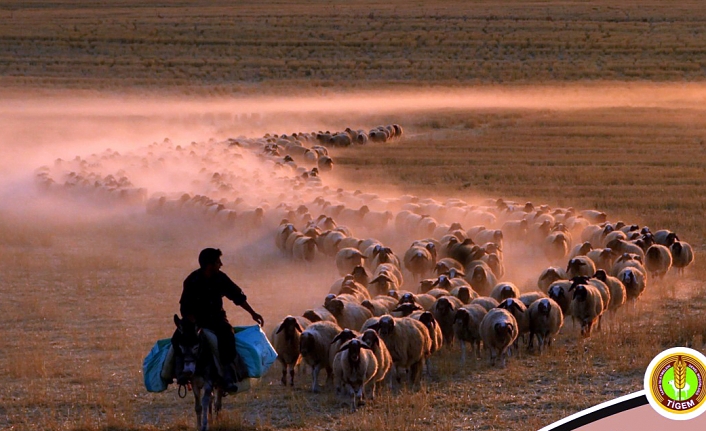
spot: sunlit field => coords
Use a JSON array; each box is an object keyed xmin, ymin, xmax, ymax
[{"xmin": 1, "ymin": 1, "xmax": 705, "ymax": 431}]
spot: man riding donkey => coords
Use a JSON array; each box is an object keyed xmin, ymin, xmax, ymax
[{"xmin": 172, "ymin": 248, "xmax": 264, "ymax": 393}]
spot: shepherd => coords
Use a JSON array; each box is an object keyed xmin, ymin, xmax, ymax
[{"xmin": 172, "ymin": 247, "xmax": 264, "ymax": 393}]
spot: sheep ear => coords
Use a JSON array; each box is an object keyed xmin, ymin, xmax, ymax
[
  {"xmin": 360, "ymin": 341, "xmax": 373, "ymax": 350},
  {"xmin": 293, "ymin": 321, "xmax": 303, "ymax": 333},
  {"xmin": 174, "ymin": 314, "xmax": 182, "ymax": 329},
  {"xmin": 276, "ymin": 324, "xmax": 285, "ymax": 334},
  {"xmin": 337, "ymin": 343, "xmax": 351, "ymax": 353},
  {"xmin": 331, "ymin": 331, "xmax": 346, "ymax": 344}
]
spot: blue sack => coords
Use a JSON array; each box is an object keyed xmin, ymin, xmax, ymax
[
  {"xmin": 143, "ymin": 338, "xmax": 172, "ymax": 392},
  {"xmin": 234, "ymin": 325, "xmax": 277, "ymax": 378}
]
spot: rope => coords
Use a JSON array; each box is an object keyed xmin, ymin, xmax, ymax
[{"xmin": 178, "ymin": 383, "xmax": 188, "ymax": 398}]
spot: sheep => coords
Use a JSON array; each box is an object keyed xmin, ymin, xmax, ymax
[
  {"xmin": 593, "ymin": 270, "xmax": 627, "ymax": 313},
  {"xmin": 335, "ymin": 247, "xmax": 366, "ymax": 276},
  {"xmin": 302, "ymin": 307, "xmax": 338, "ymax": 324},
  {"xmin": 568, "ymin": 241, "xmax": 593, "ymax": 260},
  {"xmin": 361, "ymin": 295, "xmax": 398, "ymax": 317},
  {"xmin": 654, "ymin": 229, "xmax": 679, "ymax": 247},
  {"xmin": 527, "ymin": 298, "xmax": 564, "ymax": 354},
  {"xmin": 275, "ymin": 222, "xmax": 297, "ymax": 254},
  {"xmin": 299, "ymin": 321, "xmax": 342, "ymax": 392},
  {"xmin": 479, "ymin": 308, "xmax": 519, "ymax": 368},
  {"xmin": 453, "ymin": 304, "xmax": 488, "ymax": 362},
  {"xmin": 271, "ymin": 315, "xmax": 311, "ymax": 386},
  {"xmin": 371, "ymin": 247, "xmax": 402, "ymax": 272},
  {"xmin": 465, "ymin": 262, "xmax": 497, "ymax": 297},
  {"xmin": 568, "ymin": 283, "xmax": 604, "ymax": 337},
  {"xmin": 325, "ymin": 298, "xmax": 373, "ymax": 331},
  {"xmin": 339, "ymin": 279, "xmax": 373, "ymax": 303},
  {"xmin": 430, "ymin": 295, "xmax": 465, "ymax": 346},
  {"xmin": 544, "ymin": 231, "xmax": 571, "ymax": 262},
  {"xmin": 610, "ymin": 253, "xmax": 647, "ymax": 277},
  {"xmin": 497, "ymin": 298, "xmax": 529, "ymax": 351},
  {"xmin": 519, "ymin": 291, "xmax": 548, "ymax": 308},
  {"xmin": 410, "ymin": 311, "xmax": 444, "ymax": 375},
  {"xmin": 670, "ymin": 241, "xmax": 694, "ymax": 275},
  {"xmin": 397, "ymin": 292, "xmax": 437, "ymax": 311},
  {"xmin": 329, "ymin": 329, "xmax": 363, "ymax": 395},
  {"xmin": 490, "ymin": 282, "xmax": 521, "ymax": 303},
  {"xmin": 370, "ymin": 315, "xmax": 432, "ymax": 387},
  {"xmin": 434, "ymin": 257, "xmax": 465, "ymax": 276},
  {"xmin": 470, "ymin": 296, "xmax": 500, "ymax": 312},
  {"xmin": 586, "ymin": 248, "xmax": 616, "ymax": 272},
  {"xmin": 538, "ymin": 266, "xmax": 567, "ymax": 292},
  {"xmin": 482, "ymin": 253, "xmax": 505, "ymax": 280},
  {"xmin": 644, "ymin": 244, "xmax": 673, "ymax": 279},
  {"xmin": 292, "ymin": 236, "xmax": 317, "ymax": 261},
  {"xmin": 605, "ymin": 238, "xmax": 646, "ymax": 262},
  {"xmin": 566, "ymin": 256, "xmax": 597, "ymax": 279},
  {"xmin": 359, "ymin": 329, "xmax": 392, "ymax": 399},
  {"xmin": 547, "ymin": 280, "xmax": 573, "ymax": 318},
  {"xmin": 617, "ymin": 267, "xmax": 647, "ymax": 304},
  {"xmin": 403, "ymin": 244, "xmax": 436, "ymax": 283}
]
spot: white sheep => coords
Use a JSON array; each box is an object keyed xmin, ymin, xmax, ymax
[
  {"xmin": 325, "ymin": 297, "xmax": 373, "ymax": 331},
  {"xmin": 292, "ymin": 236, "xmax": 317, "ymax": 262},
  {"xmin": 465, "ymin": 262, "xmax": 497, "ymax": 297},
  {"xmin": 430, "ymin": 295, "xmax": 464, "ymax": 346},
  {"xmin": 544, "ymin": 231, "xmax": 571, "ymax": 262},
  {"xmin": 410, "ymin": 311, "xmax": 443, "ymax": 375},
  {"xmin": 373, "ymin": 315, "xmax": 432, "ymax": 387},
  {"xmin": 479, "ymin": 308, "xmax": 519, "ymax": 368},
  {"xmin": 527, "ymin": 298, "xmax": 564, "ymax": 354},
  {"xmin": 568, "ymin": 284, "xmax": 604, "ymax": 337},
  {"xmin": 566, "ymin": 256, "xmax": 597, "ymax": 279},
  {"xmin": 670, "ymin": 241, "xmax": 694, "ymax": 275},
  {"xmin": 361, "ymin": 295, "xmax": 398, "ymax": 317},
  {"xmin": 490, "ymin": 282, "xmax": 521, "ymax": 303},
  {"xmin": 299, "ymin": 321, "xmax": 343, "ymax": 392},
  {"xmin": 470, "ymin": 296, "xmax": 500, "ymax": 312},
  {"xmin": 537, "ymin": 266, "xmax": 567, "ymax": 292},
  {"xmin": 568, "ymin": 241, "xmax": 593, "ymax": 260},
  {"xmin": 335, "ymin": 247, "xmax": 366, "ymax": 276},
  {"xmin": 453, "ymin": 304, "xmax": 488, "ymax": 362},
  {"xmin": 610, "ymin": 253, "xmax": 647, "ymax": 277},
  {"xmin": 403, "ymin": 244, "xmax": 436, "ymax": 283},
  {"xmin": 593, "ymin": 270, "xmax": 627, "ymax": 314},
  {"xmin": 519, "ymin": 291, "xmax": 548, "ymax": 308},
  {"xmin": 617, "ymin": 267, "xmax": 647, "ymax": 305},
  {"xmin": 586, "ymin": 248, "xmax": 617, "ymax": 272},
  {"xmin": 271, "ymin": 315, "xmax": 311, "ymax": 386},
  {"xmin": 359, "ymin": 329, "xmax": 392, "ymax": 399},
  {"xmin": 644, "ymin": 244, "xmax": 673, "ymax": 279},
  {"xmin": 547, "ymin": 280, "xmax": 573, "ymax": 318}
]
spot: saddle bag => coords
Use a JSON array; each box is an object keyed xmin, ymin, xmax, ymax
[
  {"xmin": 233, "ymin": 325, "xmax": 277, "ymax": 378},
  {"xmin": 142, "ymin": 338, "xmax": 172, "ymax": 392}
]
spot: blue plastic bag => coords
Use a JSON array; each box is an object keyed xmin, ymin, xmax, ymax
[
  {"xmin": 234, "ymin": 325, "xmax": 277, "ymax": 378},
  {"xmin": 143, "ymin": 338, "xmax": 172, "ymax": 392}
]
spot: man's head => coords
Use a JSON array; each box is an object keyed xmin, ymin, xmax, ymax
[{"xmin": 198, "ymin": 248, "xmax": 223, "ymax": 270}]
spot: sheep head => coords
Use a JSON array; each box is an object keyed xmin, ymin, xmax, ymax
[
  {"xmin": 593, "ymin": 270, "xmax": 608, "ymax": 283},
  {"xmin": 361, "ymin": 329, "xmax": 381, "ymax": 349},
  {"xmin": 537, "ymin": 298, "xmax": 551, "ymax": 315},
  {"xmin": 418, "ymin": 311, "xmax": 437, "ymax": 330},
  {"xmin": 378, "ymin": 315, "xmax": 396, "ymax": 336},
  {"xmin": 456, "ymin": 287, "xmax": 472, "ymax": 304},
  {"xmin": 392, "ymin": 302, "xmax": 423, "ymax": 316},
  {"xmin": 276, "ymin": 316, "xmax": 304, "ymax": 335},
  {"xmin": 454, "ymin": 308, "xmax": 470, "ymax": 325},
  {"xmin": 331, "ymin": 329, "xmax": 357, "ymax": 346},
  {"xmin": 325, "ymin": 298, "xmax": 345, "ymax": 316}
]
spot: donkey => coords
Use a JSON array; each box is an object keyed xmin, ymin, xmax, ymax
[{"xmin": 173, "ymin": 314, "xmax": 225, "ymax": 431}]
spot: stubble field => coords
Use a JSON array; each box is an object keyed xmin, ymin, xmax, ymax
[{"xmin": 1, "ymin": 1, "xmax": 706, "ymax": 431}]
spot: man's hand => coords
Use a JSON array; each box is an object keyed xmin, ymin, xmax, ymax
[{"xmin": 251, "ymin": 311, "xmax": 264, "ymax": 327}]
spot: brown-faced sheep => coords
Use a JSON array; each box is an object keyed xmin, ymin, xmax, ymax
[
  {"xmin": 359, "ymin": 329, "xmax": 392, "ymax": 399},
  {"xmin": 430, "ymin": 295, "xmax": 464, "ymax": 346},
  {"xmin": 490, "ymin": 282, "xmax": 521, "ymax": 303},
  {"xmin": 566, "ymin": 256, "xmax": 597, "ymax": 279}
]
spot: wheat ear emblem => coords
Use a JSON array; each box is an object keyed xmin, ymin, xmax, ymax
[{"xmin": 675, "ymin": 356, "xmax": 687, "ymax": 401}]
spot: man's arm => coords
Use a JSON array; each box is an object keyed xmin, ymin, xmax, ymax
[{"xmin": 239, "ymin": 300, "xmax": 264, "ymax": 326}]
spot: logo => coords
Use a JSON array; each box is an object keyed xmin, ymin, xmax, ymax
[{"xmin": 644, "ymin": 347, "xmax": 706, "ymax": 420}]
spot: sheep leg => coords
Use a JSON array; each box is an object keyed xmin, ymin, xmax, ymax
[
  {"xmin": 281, "ymin": 365, "xmax": 288, "ymax": 386},
  {"xmin": 289, "ymin": 368, "xmax": 295, "ymax": 386},
  {"xmin": 410, "ymin": 361, "xmax": 423, "ymax": 387},
  {"xmin": 426, "ymin": 357, "xmax": 433, "ymax": 378},
  {"xmin": 460, "ymin": 340, "xmax": 467, "ymax": 364},
  {"xmin": 537, "ymin": 334, "xmax": 544, "ymax": 355},
  {"xmin": 311, "ymin": 364, "xmax": 321, "ymax": 393}
]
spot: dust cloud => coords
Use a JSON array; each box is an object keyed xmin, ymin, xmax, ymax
[{"xmin": 1, "ymin": 83, "xmax": 701, "ymax": 329}]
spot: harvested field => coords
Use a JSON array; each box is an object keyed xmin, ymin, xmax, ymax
[{"xmin": 1, "ymin": 2, "xmax": 705, "ymax": 431}]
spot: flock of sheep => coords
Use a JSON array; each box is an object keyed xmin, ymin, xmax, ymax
[{"xmin": 33, "ymin": 122, "xmax": 695, "ymax": 412}]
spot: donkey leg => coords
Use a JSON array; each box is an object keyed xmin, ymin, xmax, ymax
[
  {"xmin": 193, "ymin": 384, "xmax": 203, "ymax": 431},
  {"xmin": 201, "ymin": 381, "xmax": 213, "ymax": 431}
]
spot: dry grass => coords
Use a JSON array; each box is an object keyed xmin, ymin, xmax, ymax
[
  {"xmin": 1, "ymin": 1, "xmax": 706, "ymax": 430},
  {"xmin": 3, "ymin": 1, "xmax": 706, "ymax": 92}
]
